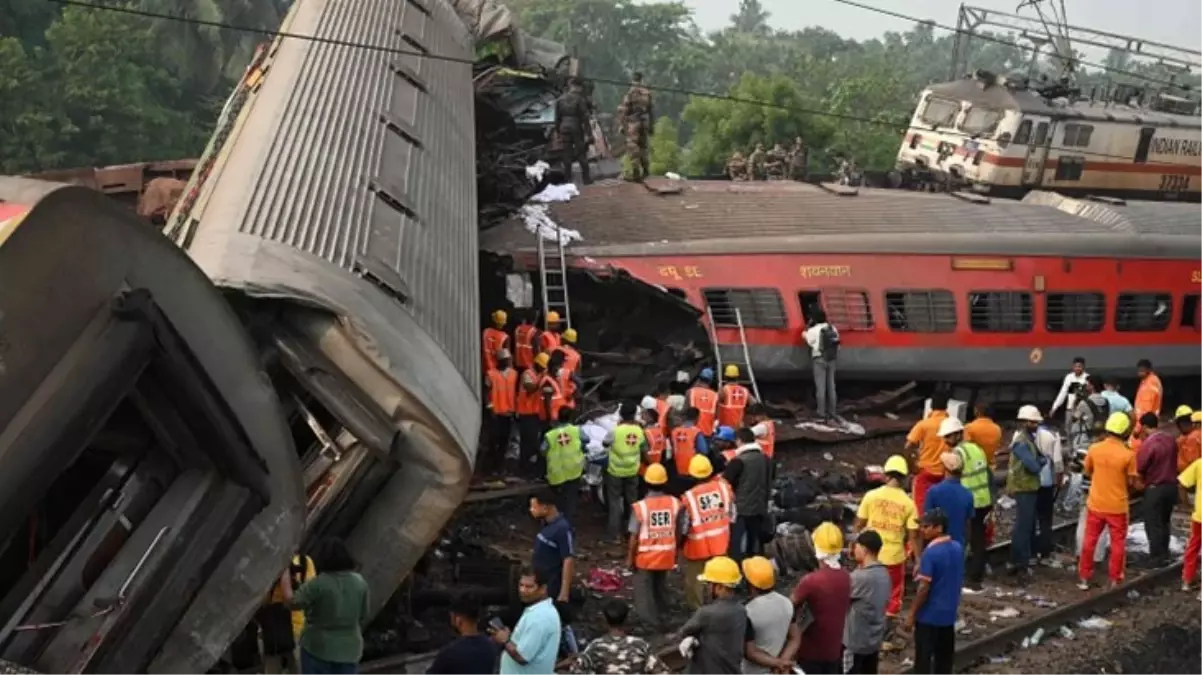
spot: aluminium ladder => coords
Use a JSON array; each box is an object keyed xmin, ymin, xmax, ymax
[
  {"xmin": 537, "ymin": 223, "xmax": 572, "ymax": 330},
  {"xmin": 705, "ymin": 306, "xmax": 761, "ymax": 402}
]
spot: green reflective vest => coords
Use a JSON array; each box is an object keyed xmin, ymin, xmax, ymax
[
  {"xmin": 544, "ymin": 424, "xmax": 584, "ymax": 486},
  {"xmin": 1005, "ymin": 433, "xmax": 1041, "ymax": 494},
  {"xmin": 956, "ymin": 441, "xmax": 992, "ymax": 509},
  {"xmin": 608, "ymin": 423, "xmax": 645, "ymax": 478}
]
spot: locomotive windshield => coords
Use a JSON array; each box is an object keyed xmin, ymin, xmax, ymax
[
  {"xmin": 960, "ymin": 107, "xmax": 1004, "ymax": 137},
  {"xmin": 918, "ymin": 95, "xmax": 960, "ymax": 127}
]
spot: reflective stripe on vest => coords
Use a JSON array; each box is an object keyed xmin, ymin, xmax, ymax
[
  {"xmin": 516, "ymin": 368, "xmax": 543, "ymax": 416},
  {"xmin": 682, "ymin": 479, "xmax": 733, "ymax": 560},
  {"xmin": 487, "ymin": 368, "xmax": 518, "ymax": 414},
  {"xmin": 540, "ymin": 374, "xmax": 564, "ymax": 422},
  {"xmin": 558, "ymin": 370, "xmax": 576, "ymax": 408},
  {"xmin": 514, "ymin": 324, "xmax": 537, "ymax": 369},
  {"xmin": 956, "ymin": 441, "xmax": 992, "ymax": 509},
  {"xmin": 482, "ymin": 328, "xmax": 508, "ymax": 371},
  {"xmin": 656, "ymin": 399, "xmax": 670, "ymax": 433},
  {"xmin": 609, "ymin": 424, "xmax": 644, "ymax": 477},
  {"xmin": 545, "ymin": 424, "xmax": 585, "ymax": 485},
  {"xmin": 757, "ymin": 421, "xmax": 776, "ymax": 458},
  {"xmin": 688, "ymin": 387, "xmax": 719, "ymax": 434},
  {"xmin": 562, "ymin": 345, "xmax": 581, "ymax": 373},
  {"xmin": 671, "ymin": 426, "xmax": 701, "ymax": 476},
  {"xmin": 540, "ymin": 331, "xmax": 561, "ymax": 354},
  {"xmin": 634, "ymin": 495, "xmax": 680, "ymax": 571},
  {"xmin": 640, "ymin": 427, "xmax": 667, "ymax": 476},
  {"xmin": 717, "ymin": 384, "xmax": 750, "ymax": 428}
]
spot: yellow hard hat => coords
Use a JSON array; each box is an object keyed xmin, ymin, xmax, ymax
[
  {"xmin": 741, "ymin": 556, "xmax": 776, "ymax": 590},
  {"xmin": 697, "ymin": 556, "xmax": 742, "ymax": 586},
  {"xmin": 688, "ymin": 454, "xmax": 714, "ymax": 479},
  {"xmin": 491, "ymin": 309, "xmax": 507, "ymax": 326},
  {"xmin": 812, "ymin": 522, "xmax": 844, "ymax": 555},
  {"xmin": 562, "ymin": 328, "xmax": 578, "ymax": 344},
  {"xmin": 545, "ymin": 311, "xmax": 561, "ymax": 324},
  {"xmin": 643, "ymin": 462, "xmax": 669, "ymax": 485},
  {"xmin": 1175, "ymin": 405, "xmax": 1195, "ymax": 420},
  {"xmin": 1194, "ymin": 411, "xmax": 1202, "ymax": 424},
  {"xmin": 884, "ymin": 455, "xmax": 909, "ymax": 476},
  {"xmin": 534, "ymin": 352, "xmax": 550, "ymax": 369},
  {"xmin": 1104, "ymin": 411, "xmax": 1132, "ymax": 436},
  {"xmin": 724, "ymin": 364, "xmax": 740, "ymax": 379}
]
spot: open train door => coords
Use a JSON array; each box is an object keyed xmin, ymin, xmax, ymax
[
  {"xmin": 0, "ymin": 178, "xmax": 304, "ymax": 673},
  {"xmin": 1020, "ymin": 117, "xmax": 1052, "ymax": 187}
]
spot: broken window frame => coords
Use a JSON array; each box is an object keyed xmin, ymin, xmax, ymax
[
  {"xmin": 1114, "ymin": 292, "xmax": 1173, "ymax": 332},
  {"xmin": 1045, "ymin": 292, "xmax": 1106, "ymax": 333},
  {"xmin": 1182, "ymin": 293, "xmax": 1201, "ymax": 330},
  {"xmin": 702, "ymin": 288, "xmax": 788, "ymax": 329},
  {"xmin": 883, "ymin": 290, "xmax": 957, "ymax": 333},
  {"xmin": 818, "ymin": 287, "xmax": 875, "ymax": 331},
  {"xmin": 968, "ymin": 290, "xmax": 1034, "ymax": 333}
]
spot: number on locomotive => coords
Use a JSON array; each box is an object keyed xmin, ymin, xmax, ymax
[{"xmin": 1159, "ymin": 174, "xmax": 1190, "ymax": 192}]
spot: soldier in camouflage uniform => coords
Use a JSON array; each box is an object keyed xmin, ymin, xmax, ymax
[
  {"xmin": 555, "ymin": 77, "xmax": 593, "ymax": 184},
  {"xmin": 726, "ymin": 151, "xmax": 749, "ymax": 181},
  {"xmin": 616, "ymin": 72, "xmax": 654, "ymax": 182},
  {"xmin": 747, "ymin": 143, "xmax": 766, "ymax": 181},
  {"xmin": 787, "ymin": 136, "xmax": 807, "ymax": 181},
  {"xmin": 764, "ymin": 143, "xmax": 788, "ymax": 180},
  {"xmin": 570, "ymin": 600, "xmax": 671, "ymax": 674}
]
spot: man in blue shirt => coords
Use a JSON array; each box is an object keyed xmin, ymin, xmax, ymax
[
  {"xmin": 428, "ymin": 593, "xmax": 499, "ymax": 674},
  {"xmin": 530, "ymin": 490, "xmax": 575, "ymax": 606},
  {"xmin": 923, "ymin": 453, "xmax": 975, "ymax": 548},
  {"xmin": 494, "ymin": 567, "xmax": 561, "ymax": 674},
  {"xmin": 1101, "ymin": 379, "xmax": 1132, "ymax": 415},
  {"xmin": 908, "ymin": 509, "xmax": 964, "ymax": 675}
]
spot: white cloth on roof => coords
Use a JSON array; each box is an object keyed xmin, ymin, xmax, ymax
[
  {"xmin": 519, "ymin": 203, "xmax": 582, "ymax": 247},
  {"xmin": 530, "ymin": 183, "xmax": 580, "ymax": 203},
  {"xmin": 525, "ymin": 161, "xmax": 550, "ymax": 181}
]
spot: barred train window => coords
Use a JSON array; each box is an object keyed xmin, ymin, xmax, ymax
[
  {"xmin": 884, "ymin": 290, "xmax": 956, "ymax": 333},
  {"xmin": 1046, "ymin": 292, "xmax": 1105, "ymax": 332},
  {"xmin": 968, "ymin": 291, "xmax": 1032, "ymax": 333},
  {"xmin": 1115, "ymin": 293, "xmax": 1172, "ymax": 332},
  {"xmin": 702, "ymin": 288, "xmax": 788, "ymax": 329},
  {"xmin": 822, "ymin": 287, "xmax": 875, "ymax": 331},
  {"xmin": 1182, "ymin": 294, "xmax": 1200, "ymax": 329}
]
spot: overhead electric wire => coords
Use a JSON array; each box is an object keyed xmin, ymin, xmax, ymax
[
  {"xmin": 44, "ymin": 0, "xmax": 1198, "ymax": 167},
  {"xmin": 827, "ymin": 0, "xmax": 1198, "ymax": 92}
]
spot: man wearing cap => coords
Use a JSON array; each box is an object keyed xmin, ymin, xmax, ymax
[
  {"xmin": 742, "ymin": 557, "xmax": 799, "ymax": 675},
  {"xmin": 1005, "ymin": 405, "xmax": 1046, "ymax": 578},
  {"xmin": 687, "ymin": 369, "xmax": 720, "ymax": 435},
  {"xmin": 680, "ymin": 455, "xmax": 735, "ymax": 611},
  {"xmin": 710, "ymin": 426, "xmax": 738, "ymax": 473},
  {"xmin": 1079, "ymin": 412, "xmax": 1140, "ymax": 589},
  {"xmin": 675, "ymin": 556, "xmax": 751, "ymax": 674},
  {"xmin": 540, "ymin": 311, "xmax": 564, "ymax": 354},
  {"xmin": 855, "ymin": 455, "xmax": 920, "ymax": 619},
  {"xmin": 790, "ymin": 523, "xmax": 851, "ymax": 674},
  {"xmin": 483, "ymin": 309, "xmax": 510, "ymax": 373},
  {"xmin": 626, "ymin": 463, "xmax": 683, "ymax": 631},
  {"xmin": 484, "ymin": 347, "xmax": 519, "ymax": 472},
  {"xmin": 1175, "ymin": 407, "xmax": 1201, "ymax": 473},
  {"xmin": 606, "ymin": 403, "xmax": 648, "ymax": 541},
  {"xmin": 717, "ymin": 365, "xmax": 752, "ymax": 430},
  {"xmin": 907, "ymin": 509, "xmax": 964, "ymax": 675},
  {"xmin": 936, "ymin": 417, "xmax": 993, "ymax": 588}
]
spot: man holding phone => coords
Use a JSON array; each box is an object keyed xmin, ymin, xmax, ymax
[{"xmin": 493, "ymin": 567, "xmax": 561, "ymax": 674}]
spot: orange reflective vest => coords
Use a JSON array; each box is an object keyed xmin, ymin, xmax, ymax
[
  {"xmin": 671, "ymin": 426, "xmax": 701, "ymax": 476},
  {"xmin": 717, "ymin": 383, "xmax": 751, "ymax": 429},
  {"xmin": 482, "ymin": 327, "xmax": 509, "ymax": 372},
  {"xmin": 516, "ymin": 368, "xmax": 544, "ymax": 416},
  {"xmin": 540, "ymin": 374, "xmax": 565, "ymax": 422},
  {"xmin": 632, "ymin": 494, "xmax": 681, "ymax": 571},
  {"xmin": 540, "ymin": 330, "xmax": 561, "ymax": 354},
  {"xmin": 721, "ymin": 448, "xmax": 738, "ymax": 464},
  {"xmin": 514, "ymin": 324, "xmax": 537, "ymax": 370},
  {"xmin": 486, "ymin": 367, "xmax": 517, "ymax": 415},
  {"xmin": 656, "ymin": 398, "xmax": 671, "ymax": 433},
  {"xmin": 557, "ymin": 369, "xmax": 577, "ymax": 409},
  {"xmin": 640, "ymin": 426, "xmax": 668, "ymax": 476},
  {"xmin": 688, "ymin": 387, "xmax": 719, "ymax": 434},
  {"xmin": 757, "ymin": 421, "xmax": 776, "ymax": 459},
  {"xmin": 682, "ymin": 478, "xmax": 734, "ymax": 560},
  {"xmin": 1134, "ymin": 373, "xmax": 1163, "ymax": 432},
  {"xmin": 561, "ymin": 344, "xmax": 582, "ymax": 374}
]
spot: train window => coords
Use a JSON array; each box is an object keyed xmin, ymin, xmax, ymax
[
  {"xmin": 1013, "ymin": 120, "xmax": 1033, "ymax": 145},
  {"xmin": 968, "ymin": 291, "xmax": 1032, "ymax": 332},
  {"xmin": 919, "ymin": 97, "xmax": 960, "ymax": 127},
  {"xmin": 1181, "ymin": 294, "xmax": 1200, "ymax": 329},
  {"xmin": 884, "ymin": 290, "xmax": 956, "ymax": 333},
  {"xmin": 1054, "ymin": 156, "xmax": 1086, "ymax": 181},
  {"xmin": 1062, "ymin": 124, "xmax": 1094, "ymax": 148},
  {"xmin": 960, "ymin": 107, "xmax": 1003, "ymax": 137},
  {"xmin": 822, "ymin": 287, "xmax": 875, "ymax": 331},
  {"xmin": 1115, "ymin": 292, "xmax": 1172, "ymax": 332},
  {"xmin": 1033, "ymin": 122, "xmax": 1049, "ymax": 146},
  {"xmin": 703, "ymin": 288, "xmax": 788, "ymax": 329},
  {"xmin": 1046, "ymin": 293, "xmax": 1106, "ymax": 332}
]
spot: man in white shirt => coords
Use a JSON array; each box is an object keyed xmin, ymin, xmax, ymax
[
  {"xmin": 1049, "ymin": 357, "xmax": 1089, "ymax": 425},
  {"xmin": 802, "ymin": 309, "xmax": 840, "ymax": 422}
]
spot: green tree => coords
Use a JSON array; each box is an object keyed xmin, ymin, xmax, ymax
[
  {"xmin": 0, "ymin": 37, "xmax": 64, "ymax": 173},
  {"xmin": 648, "ymin": 116, "xmax": 682, "ymax": 175},
  {"xmin": 729, "ymin": 0, "xmax": 770, "ymax": 35}
]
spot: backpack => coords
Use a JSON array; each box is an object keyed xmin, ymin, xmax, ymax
[
  {"xmin": 819, "ymin": 324, "xmax": 840, "ymax": 360},
  {"xmin": 1083, "ymin": 396, "xmax": 1110, "ymax": 434}
]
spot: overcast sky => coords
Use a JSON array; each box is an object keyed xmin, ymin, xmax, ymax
[{"xmin": 679, "ymin": 0, "xmax": 1202, "ymax": 56}]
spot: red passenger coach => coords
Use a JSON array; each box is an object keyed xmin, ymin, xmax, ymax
[{"xmin": 483, "ymin": 179, "xmax": 1201, "ymax": 385}]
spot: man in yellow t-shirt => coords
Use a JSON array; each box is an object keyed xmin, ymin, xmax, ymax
[
  {"xmin": 262, "ymin": 554, "xmax": 317, "ymax": 673},
  {"xmin": 855, "ymin": 455, "xmax": 920, "ymax": 618},
  {"xmin": 1179, "ymin": 459, "xmax": 1201, "ymax": 591}
]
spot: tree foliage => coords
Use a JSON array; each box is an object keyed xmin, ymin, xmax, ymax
[{"xmin": 648, "ymin": 116, "xmax": 682, "ymax": 175}]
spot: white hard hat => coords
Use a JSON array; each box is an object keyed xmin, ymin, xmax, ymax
[
  {"xmin": 640, "ymin": 395, "xmax": 658, "ymax": 411},
  {"xmin": 1017, "ymin": 405, "xmax": 1043, "ymax": 422},
  {"xmin": 936, "ymin": 417, "xmax": 964, "ymax": 438}
]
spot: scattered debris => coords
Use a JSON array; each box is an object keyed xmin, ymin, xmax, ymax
[
  {"xmin": 990, "ymin": 607, "xmax": 1022, "ymax": 620},
  {"xmin": 1078, "ymin": 616, "xmax": 1114, "ymax": 630}
]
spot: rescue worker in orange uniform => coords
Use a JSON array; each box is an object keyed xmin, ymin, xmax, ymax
[
  {"xmin": 687, "ymin": 368, "xmax": 720, "ymax": 435},
  {"xmin": 549, "ymin": 350, "xmax": 580, "ymax": 413},
  {"xmin": 540, "ymin": 310, "xmax": 564, "ymax": 354},
  {"xmin": 559, "ymin": 327, "xmax": 582, "ymax": 374},
  {"xmin": 516, "ymin": 352, "xmax": 562, "ymax": 476},
  {"xmin": 513, "ymin": 315, "xmax": 539, "ymax": 371},
  {"xmin": 482, "ymin": 309, "xmax": 510, "ymax": 373},
  {"xmin": 669, "ymin": 407, "xmax": 709, "ymax": 495},
  {"xmin": 638, "ymin": 396, "xmax": 671, "ymax": 483},
  {"xmin": 747, "ymin": 403, "xmax": 776, "ymax": 460},
  {"xmin": 679, "ymin": 455, "xmax": 734, "ymax": 611},
  {"xmin": 905, "ymin": 392, "xmax": 951, "ymax": 514},
  {"xmin": 484, "ymin": 348, "xmax": 518, "ymax": 471},
  {"xmin": 717, "ymin": 364, "xmax": 752, "ymax": 430},
  {"xmin": 1133, "ymin": 358, "xmax": 1163, "ymax": 435},
  {"xmin": 626, "ymin": 463, "xmax": 684, "ymax": 632},
  {"xmin": 1177, "ymin": 408, "xmax": 1202, "ymax": 473}
]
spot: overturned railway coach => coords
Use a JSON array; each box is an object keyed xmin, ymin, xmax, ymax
[{"xmin": 484, "ymin": 180, "xmax": 1201, "ymax": 388}]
